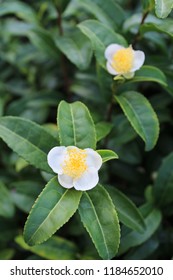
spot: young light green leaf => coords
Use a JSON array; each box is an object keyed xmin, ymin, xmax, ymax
[
  {"xmin": 16, "ymin": 235, "xmax": 77, "ymax": 260},
  {"xmin": 0, "ymin": 116, "xmax": 58, "ymax": 173},
  {"xmin": 0, "ymin": 0, "xmax": 38, "ymax": 23},
  {"xmin": 24, "ymin": 177, "xmax": 82, "ymax": 246},
  {"xmin": 153, "ymin": 152, "xmax": 173, "ymax": 206},
  {"xmin": 55, "ymin": 29, "xmax": 92, "ymax": 70},
  {"xmin": 76, "ymin": 0, "xmax": 125, "ymax": 29},
  {"xmin": 155, "ymin": 0, "xmax": 173, "ymax": 18},
  {"xmin": 131, "ymin": 66, "xmax": 167, "ymax": 87},
  {"xmin": 78, "ymin": 20, "xmax": 127, "ymax": 68},
  {"xmin": 106, "ymin": 186, "xmax": 145, "ymax": 232},
  {"xmin": 0, "ymin": 183, "xmax": 15, "ymax": 218},
  {"xmin": 57, "ymin": 101, "xmax": 96, "ymax": 149},
  {"xmin": 78, "ymin": 184, "xmax": 120, "ymax": 259},
  {"xmin": 118, "ymin": 208, "xmax": 162, "ymax": 255},
  {"xmin": 115, "ymin": 91, "xmax": 160, "ymax": 151},
  {"xmin": 95, "ymin": 121, "xmax": 113, "ymax": 141},
  {"xmin": 97, "ymin": 150, "xmax": 118, "ymax": 163}
]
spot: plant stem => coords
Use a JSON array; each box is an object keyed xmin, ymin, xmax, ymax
[
  {"xmin": 57, "ymin": 7, "xmax": 72, "ymax": 101},
  {"xmin": 133, "ymin": 10, "xmax": 149, "ymax": 47},
  {"xmin": 106, "ymin": 80, "xmax": 117, "ymax": 122}
]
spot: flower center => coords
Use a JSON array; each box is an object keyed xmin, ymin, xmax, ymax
[
  {"xmin": 62, "ymin": 148, "xmax": 88, "ymax": 179},
  {"xmin": 112, "ymin": 46, "xmax": 134, "ymax": 74}
]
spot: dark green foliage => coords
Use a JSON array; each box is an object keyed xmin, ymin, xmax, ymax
[{"xmin": 0, "ymin": 0, "xmax": 173, "ymax": 260}]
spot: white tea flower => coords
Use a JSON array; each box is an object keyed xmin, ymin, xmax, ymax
[
  {"xmin": 47, "ymin": 146, "xmax": 102, "ymax": 191},
  {"xmin": 105, "ymin": 44, "xmax": 145, "ymax": 79}
]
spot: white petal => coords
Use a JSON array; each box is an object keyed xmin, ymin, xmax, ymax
[
  {"xmin": 106, "ymin": 61, "xmax": 119, "ymax": 75},
  {"xmin": 105, "ymin": 44, "xmax": 124, "ymax": 60},
  {"xmin": 47, "ymin": 146, "xmax": 66, "ymax": 174},
  {"xmin": 74, "ymin": 168, "xmax": 99, "ymax": 191},
  {"xmin": 131, "ymin": 50, "xmax": 145, "ymax": 72},
  {"xmin": 58, "ymin": 174, "xmax": 74, "ymax": 189},
  {"xmin": 85, "ymin": 148, "xmax": 102, "ymax": 170}
]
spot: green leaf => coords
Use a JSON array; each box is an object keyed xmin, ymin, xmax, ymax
[
  {"xmin": 78, "ymin": 20, "xmax": 127, "ymax": 68},
  {"xmin": 96, "ymin": 64, "xmax": 112, "ymax": 102},
  {"xmin": 155, "ymin": 0, "xmax": 173, "ymax": 18},
  {"xmin": 111, "ymin": 114, "xmax": 137, "ymax": 145},
  {"xmin": 106, "ymin": 186, "xmax": 145, "ymax": 232},
  {"xmin": 54, "ymin": 0, "xmax": 70, "ymax": 12},
  {"xmin": 16, "ymin": 235, "xmax": 77, "ymax": 260},
  {"xmin": 24, "ymin": 177, "xmax": 82, "ymax": 246},
  {"xmin": 76, "ymin": 0, "xmax": 125, "ymax": 29},
  {"xmin": 153, "ymin": 152, "xmax": 173, "ymax": 206},
  {"xmin": 0, "ymin": 116, "xmax": 58, "ymax": 173},
  {"xmin": 55, "ymin": 29, "xmax": 92, "ymax": 70},
  {"xmin": 142, "ymin": 0, "xmax": 155, "ymax": 12},
  {"xmin": 118, "ymin": 208, "xmax": 162, "ymax": 255},
  {"xmin": 0, "ymin": 183, "xmax": 15, "ymax": 218},
  {"xmin": 115, "ymin": 91, "xmax": 160, "ymax": 151},
  {"xmin": 0, "ymin": 0, "xmax": 38, "ymax": 23},
  {"xmin": 11, "ymin": 181, "xmax": 43, "ymax": 213},
  {"xmin": 114, "ymin": 141, "xmax": 142, "ymax": 165},
  {"xmin": 96, "ymin": 150, "xmax": 118, "ymax": 163},
  {"xmin": 95, "ymin": 121, "xmax": 113, "ymax": 141},
  {"xmin": 0, "ymin": 93, "xmax": 10, "ymax": 117},
  {"xmin": 28, "ymin": 28, "xmax": 59, "ymax": 59},
  {"xmin": 131, "ymin": 66, "xmax": 167, "ymax": 87},
  {"xmin": 58, "ymin": 101, "xmax": 96, "ymax": 149},
  {"xmin": 0, "ymin": 249, "xmax": 15, "ymax": 260},
  {"xmin": 141, "ymin": 18, "xmax": 173, "ymax": 38},
  {"xmin": 78, "ymin": 184, "xmax": 120, "ymax": 259},
  {"xmin": 124, "ymin": 238, "xmax": 159, "ymax": 260}
]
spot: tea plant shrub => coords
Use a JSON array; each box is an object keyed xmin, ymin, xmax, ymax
[{"xmin": 0, "ymin": 0, "xmax": 173, "ymax": 260}]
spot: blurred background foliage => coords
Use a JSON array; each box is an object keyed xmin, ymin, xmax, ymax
[{"xmin": 0, "ymin": 0, "xmax": 173, "ymax": 260}]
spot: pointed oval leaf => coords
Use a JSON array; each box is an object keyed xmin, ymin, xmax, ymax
[
  {"xmin": 55, "ymin": 29, "xmax": 92, "ymax": 70},
  {"xmin": 58, "ymin": 101, "xmax": 96, "ymax": 149},
  {"xmin": 115, "ymin": 91, "xmax": 160, "ymax": 151},
  {"xmin": 16, "ymin": 235, "xmax": 77, "ymax": 260},
  {"xmin": 0, "ymin": 116, "xmax": 58, "ymax": 173},
  {"xmin": 153, "ymin": 152, "xmax": 173, "ymax": 206},
  {"xmin": 97, "ymin": 150, "xmax": 118, "ymax": 163},
  {"xmin": 0, "ymin": 0, "xmax": 38, "ymax": 23},
  {"xmin": 78, "ymin": 184, "xmax": 120, "ymax": 259},
  {"xmin": 95, "ymin": 121, "xmax": 113, "ymax": 141},
  {"xmin": 76, "ymin": 0, "xmax": 125, "ymax": 28},
  {"xmin": 11, "ymin": 181, "xmax": 43, "ymax": 213},
  {"xmin": 78, "ymin": 20, "xmax": 127, "ymax": 68},
  {"xmin": 131, "ymin": 66, "xmax": 167, "ymax": 87},
  {"xmin": 106, "ymin": 186, "xmax": 145, "ymax": 232},
  {"xmin": 118, "ymin": 208, "xmax": 162, "ymax": 255},
  {"xmin": 155, "ymin": 0, "xmax": 173, "ymax": 18},
  {"xmin": 28, "ymin": 28, "xmax": 59, "ymax": 59},
  {"xmin": 24, "ymin": 177, "xmax": 82, "ymax": 246},
  {"xmin": 141, "ymin": 19, "xmax": 173, "ymax": 38}
]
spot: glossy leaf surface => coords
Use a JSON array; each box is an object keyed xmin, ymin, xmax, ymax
[
  {"xmin": 78, "ymin": 184, "xmax": 120, "ymax": 259},
  {"xmin": 24, "ymin": 177, "xmax": 82, "ymax": 246}
]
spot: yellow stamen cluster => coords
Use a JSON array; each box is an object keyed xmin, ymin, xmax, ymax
[
  {"xmin": 112, "ymin": 46, "xmax": 134, "ymax": 74},
  {"xmin": 63, "ymin": 148, "xmax": 87, "ymax": 179}
]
